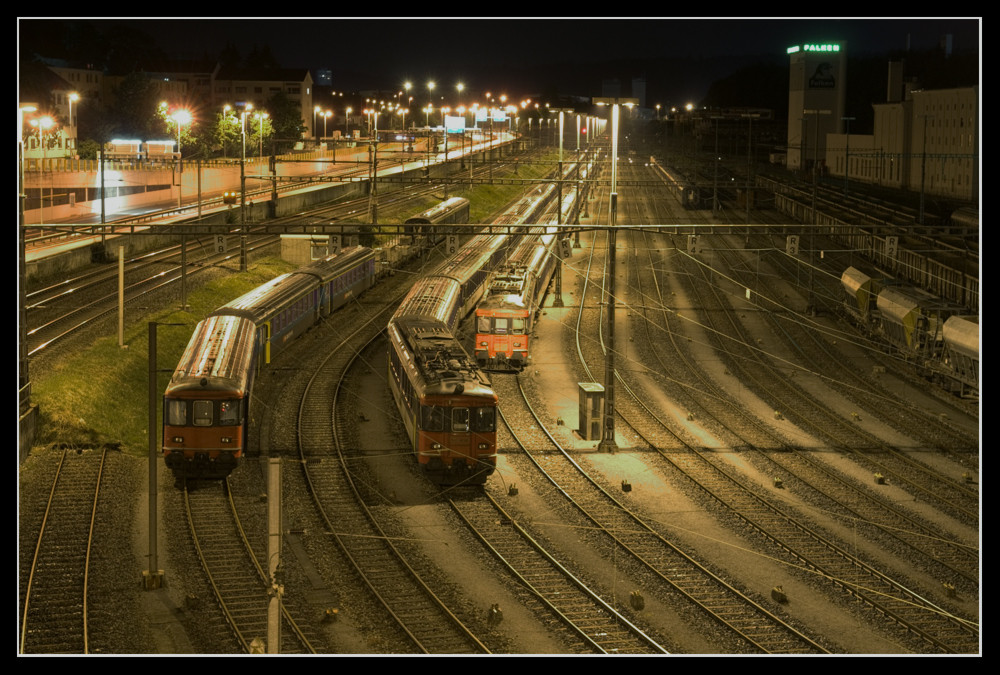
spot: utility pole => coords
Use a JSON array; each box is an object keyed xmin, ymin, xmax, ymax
[{"xmin": 591, "ymin": 98, "xmax": 636, "ymax": 453}]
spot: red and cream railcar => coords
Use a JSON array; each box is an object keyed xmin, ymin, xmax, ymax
[
  {"xmin": 388, "ymin": 280, "xmax": 498, "ymax": 486},
  {"xmin": 163, "ymin": 247, "xmax": 375, "ymax": 478},
  {"xmin": 474, "ymin": 230, "xmax": 558, "ymax": 371},
  {"xmin": 162, "ymin": 314, "xmax": 258, "ymax": 477}
]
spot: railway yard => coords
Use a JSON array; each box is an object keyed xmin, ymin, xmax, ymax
[{"xmin": 18, "ymin": 140, "xmax": 979, "ymax": 656}]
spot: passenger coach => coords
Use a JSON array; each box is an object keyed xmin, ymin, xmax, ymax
[{"xmin": 163, "ymin": 246, "xmax": 375, "ymax": 478}]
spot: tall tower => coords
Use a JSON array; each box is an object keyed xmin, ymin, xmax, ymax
[{"xmin": 786, "ymin": 42, "xmax": 847, "ymax": 172}]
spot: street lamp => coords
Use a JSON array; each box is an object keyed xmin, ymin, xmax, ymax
[
  {"xmin": 322, "ymin": 110, "xmax": 331, "ymax": 139},
  {"xmin": 427, "ymin": 81, "xmax": 435, "ymax": 125},
  {"xmin": 171, "ymin": 109, "xmax": 191, "ymax": 208},
  {"xmin": 239, "ymin": 103, "xmax": 252, "ymax": 271},
  {"xmin": 313, "ymin": 105, "xmax": 321, "ymax": 140},
  {"xmin": 172, "ymin": 108, "xmax": 191, "ymax": 168},
  {"xmin": 67, "ymin": 92, "xmax": 79, "ymax": 155},
  {"xmin": 345, "ymin": 107, "xmax": 352, "ymax": 137},
  {"xmin": 255, "ymin": 111, "xmax": 269, "ymax": 157}
]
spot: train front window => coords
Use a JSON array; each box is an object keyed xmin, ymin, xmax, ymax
[
  {"xmin": 477, "ymin": 316, "xmax": 491, "ymax": 333},
  {"xmin": 511, "ymin": 318, "xmax": 526, "ymax": 334},
  {"xmin": 421, "ymin": 405, "xmax": 445, "ymax": 431},
  {"xmin": 166, "ymin": 399, "xmax": 186, "ymax": 426},
  {"xmin": 192, "ymin": 400, "xmax": 213, "ymax": 426},
  {"xmin": 494, "ymin": 318, "xmax": 508, "ymax": 334},
  {"xmin": 452, "ymin": 408, "xmax": 470, "ymax": 432},
  {"xmin": 472, "ymin": 407, "xmax": 496, "ymax": 432},
  {"xmin": 219, "ymin": 400, "xmax": 241, "ymax": 425}
]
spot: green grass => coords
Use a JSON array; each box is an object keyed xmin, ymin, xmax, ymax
[{"xmin": 29, "ymin": 151, "xmax": 560, "ymax": 457}]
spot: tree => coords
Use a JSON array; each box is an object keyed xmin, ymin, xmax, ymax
[
  {"xmin": 266, "ymin": 91, "xmax": 306, "ymax": 147},
  {"xmin": 109, "ymin": 71, "xmax": 164, "ymax": 139}
]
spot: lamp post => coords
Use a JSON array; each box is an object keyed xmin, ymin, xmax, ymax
[
  {"xmin": 345, "ymin": 107, "xmax": 352, "ymax": 137},
  {"xmin": 322, "ymin": 110, "xmax": 330, "ymax": 140},
  {"xmin": 313, "ymin": 106, "xmax": 320, "ymax": 141},
  {"xmin": 802, "ymin": 109, "xmax": 830, "ymax": 313},
  {"xmin": 599, "ymin": 101, "xmax": 621, "ymax": 453},
  {"xmin": 592, "ymin": 97, "xmax": 635, "ymax": 453},
  {"xmin": 19, "ymin": 105, "xmax": 36, "ymax": 418},
  {"xmin": 258, "ymin": 111, "xmax": 269, "ymax": 157},
  {"xmin": 841, "ymin": 116, "xmax": 855, "ymax": 197},
  {"xmin": 426, "ymin": 81, "xmax": 435, "ymax": 126},
  {"xmin": 68, "ymin": 92, "xmax": 79, "ymax": 154},
  {"xmin": 239, "ymin": 103, "xmax": 251, "ymax": 272},
  {"xmin": 31, "ymin": 115, "xmax": 55, "ymax": 223},
  {"xmin": 172, "ymin": 109, "xmax": 191, "ymax": 208},
  {"xmin": 919, "ymin": 114, "xmax": 933, "ymax": 226},
  {"xmin": 741, "ymin": 113, "xmax": 760, "ymax": 237}
]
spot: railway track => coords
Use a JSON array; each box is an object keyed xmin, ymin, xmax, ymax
[
  {"xmin": 579, "ymin": 162, "xmax": 979, "ymax": 652},
  {"xmin": 493, "ymin": 373, "xmax": 824, "ymax": 654},
  {"xmin": 626, "ymin": 228, "xmax": 979, "ymax": 592},
  {"xmin": 456, "ymin": 414, "xmax": 670, "ymax": 654},
  {"xmin": 19, "ymin": 447, "xmax": 107, "ymax": 654},
  {"xmin": 183, "ymin": 478, "xmax": 321, "ymax": 653},
  {"xmin": 670, "ymin": 234, "xmax": 979, "ymax": 527},
  {"xmin": 301, "ymin": 314, "xmax": 490, "ymax": 654}
]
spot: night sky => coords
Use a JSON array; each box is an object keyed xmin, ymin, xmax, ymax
[{"xmin": 19, "ymin": 17, "xmax": 981, "ymax": 104}]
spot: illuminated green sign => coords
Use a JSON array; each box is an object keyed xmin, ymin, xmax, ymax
[{"xmin": 787, "ymin": 43, "xmax": 842, "ymax": 54}]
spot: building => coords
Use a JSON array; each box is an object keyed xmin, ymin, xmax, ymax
[
  {"xmin": 19, "ymin": 60, "xmax": 78, "ymax": 160},
  {"xmin": 786, "ymin": 42, "xmax": 848, "ymax": 173},
  {"xmin": 823, "ymin": 62, "xmax": 978, "ymax": 202},
  {"xmin": 212, "ymin": 66, "xmax": 314, "ymax": 138}
]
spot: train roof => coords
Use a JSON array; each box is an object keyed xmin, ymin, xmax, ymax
[
  {"xmin": 165, "ymin": 315, "xmax": 257, "ymax": 395},
  {"xmin": 430, "ymin": 233, "xmax": 508, "ymax": 284},
  {"xmin": 943, "ymin": 314, "xmax": 980, "ymax": 359},
  {"xmin": 210, "ymin": 269, "xmax": 318, "ymax": 323},
  {"xmin": 877, "ymin": 285, "xmax": 964, "ymax": 323},
  {"xmin": 388, "ymin": 316, "xmax": 495, "ymax": 399},
  {"xmin": 393, "ymin": 276, "xmax": 463, "ymax": 329},
  {"xmin": 841, "ymin": 266, "xmax": 880, "ymax": 293},
  {"xmin": 298, "ymin": 245, "xmax": 374, "ymax": 282},
  {"xmin": 404, "ymin": 196, "xmax": 470, "ymax": 224}
]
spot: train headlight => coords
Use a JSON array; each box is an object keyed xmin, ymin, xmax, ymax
[
  {"xmin": 172, "ymin": 436, "xmax": 184, "ymax": 443},
  {"xmin": 220, "ymin": 437, "xmax": 233, "ymax": 443},
  {"xmin": 432, "ymin": 443, "xmax": 443, "ymax": 450},
  {"xmin": 513, "ymin": 341, "xmax": 522, "ymax": 347},
  {"xmin": 479, "ymin": 340, "xmax": 488, "ymax": 347},
  {"xmin": 478, "ymin": 443, "xmax": 489, "ymax": 449}
]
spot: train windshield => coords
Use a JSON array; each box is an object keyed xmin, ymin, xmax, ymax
[
  {"xmin": 477, "ymin": 316, "xmax": 491, "ymax": 333},
  {"xmin": 472, "ymin": 407, "xmax": 496, "ymax": 432},
  {"xmin": 220, "ymin": 400, "xmax": 241, "ymax": 424},
  {"xmin": 511, "ymin": 318, "xmax": 526, "ymax": 334},
  {"xmin": 166, "ymin": 399, "xmax": 187, "ymax": 426},
  {"xmin": 421, "ymin": 405, "xmax": 446, "ymax": 431}
]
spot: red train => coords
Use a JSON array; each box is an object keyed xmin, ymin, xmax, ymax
[
  {"xmin": 163, "ymin": 246, "xmax": 376, "ymax": 478},
  {"xmin": 474, "ymin": 229, "xmax": 559, "ymax": 371},
  {"xmin": 387, "ymin": 233, "xmax": 512, "ymax": 486}
]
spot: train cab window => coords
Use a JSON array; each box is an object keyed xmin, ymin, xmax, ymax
[
  {"xmin": 472, "ymin": 407, "xmax": 496, "ymax": 432},
  {"xmin": 511, "ymin": 318, "xmax": 526, "ymax": 334},
  {"xmin": 219, "ymin": 400, "xmax": 241, "ymax": 425},
  {"xmin": 452, "ymin": 408, "xmax": 470, "ymax": 433},
  {"xmin": 421, "ymin": 405, "xmax": 445, "ymax": 431},
  {"xmin": 192, "ymin": 400, "xmax": 214, "ymax": 426},
  {"xmin": 477, "ymin": 316, "xmax": 491, "ymax": 333},
  {"xmin": 494, "ymin": 318, "xmax": 508, "ymax": 334},
  {"xmin": 166, "ymin": 399, "xmax": 187, "ymax": 426}
]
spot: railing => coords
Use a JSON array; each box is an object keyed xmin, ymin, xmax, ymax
[{"xmin": 21, "ymin": 148, "xmax": 341, "ymax": 174}]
